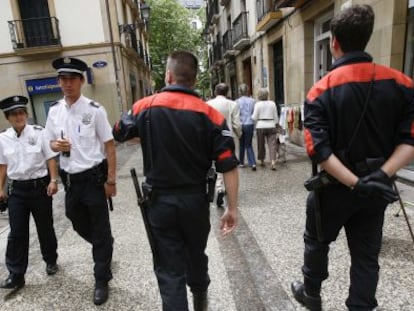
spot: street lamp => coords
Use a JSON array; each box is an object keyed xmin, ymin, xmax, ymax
[
  {"xmin": 140, "ymin": 3, "xmax": 151, "ymax": 21},
  {"xmin": 119, "ymin": 3, "xmax": 151, "ymax": 34}
]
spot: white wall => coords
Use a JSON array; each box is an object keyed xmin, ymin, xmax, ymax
[
  {"xmin": 0, "ymin": 2, "xmax": 15, "ymax": 53},
  {"xmin": 55, "ymin": 0, "xmax": 105, "ymax": 46}
]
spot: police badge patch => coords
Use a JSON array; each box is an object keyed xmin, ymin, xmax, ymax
[
  {"xmin": 27, "ymin": 135, "xmax": 37, "ymax": 145},
  {"xmin": 81, "ymin": 113, "xmax": 92, "ymax": 125}
]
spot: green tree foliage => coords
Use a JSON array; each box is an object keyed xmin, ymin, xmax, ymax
[{"xmin": 148, "ymin": 0, "xmax": 209, "ymax": 93}]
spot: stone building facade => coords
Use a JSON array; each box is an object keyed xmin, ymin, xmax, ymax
[
  {"xmin": 205, "ymin": 0, "xmax": 412, "ymax": 145},
  {"xmin": 0, "ymin": 0, "xmax": 152, "ymax": 128}
]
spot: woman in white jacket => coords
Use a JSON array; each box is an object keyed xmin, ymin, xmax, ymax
[{"xmin": 252, "ymin": 88, "xmax": 279, "ymax": 170}]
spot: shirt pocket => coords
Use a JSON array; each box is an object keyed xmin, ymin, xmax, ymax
[
  {"xmin": 4, "ymin": 148, "xmax": 15, "ymax": 160},
  {"xmin": 79, "ymin": 125, "xmax": 96, "ymax": 147},
  {"xmin": 26, "ymin": 144, "xmax": 41, "ymax": 154}
]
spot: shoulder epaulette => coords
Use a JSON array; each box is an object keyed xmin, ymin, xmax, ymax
[
  {"xmin": 90, "ymin": 101, "xmax": 100, "ymax": 108},
  {"xmin": 33, "ymin": 125, "xmax": 44, "ymax": 130},
  {"xmin": 49, "ymin": 101, "xmax": 59, "ymax": 107}
]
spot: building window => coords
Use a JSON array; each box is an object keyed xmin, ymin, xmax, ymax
[{"xmin": 314, "ymin": 11, "xmax": 333, "ymax": 82}]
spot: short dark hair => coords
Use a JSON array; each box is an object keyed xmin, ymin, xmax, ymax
[
  {"xmin": 166, "ymin": 51, "xmax": 198, "ymax": 88},
  {"xmin": 5, "ymin": 108, "xmax": 27, "ymax": 119},
  {"xmin": 214, "ymin": 83, "xmax": 228, "ymax": 96},
  {"xmin": 330, "ymin": 4, "xmax": 374, "ymax": 53}
]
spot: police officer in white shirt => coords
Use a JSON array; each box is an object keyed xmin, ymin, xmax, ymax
[
  {"xmin": 0, "ymin": 95, "xmax": 59, "ymax": 290},
  {"xmin": 44, "ymin": 57, "xmax": 116, "ymax": 305}
]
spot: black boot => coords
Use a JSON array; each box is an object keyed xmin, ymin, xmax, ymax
[
  {"xmin": 0, "ymin": 274, "xmax": 25, "ymax": 289},
  {"xmin": 193, "ymin": 290, "xmax": 208, "ymax": 311},
  {"xmin": 216, "ymin": 190, "xmax": 225, "ymax": 208},
  {"xmin": 93, "ymin": 282, "xmax": 109, "ymax": 305},
  {"xmin": 291, "ymin": 281, "xmax": 322, "ymax": 311}
]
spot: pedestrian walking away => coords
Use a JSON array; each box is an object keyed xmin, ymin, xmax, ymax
[
  {"xmin": 291, "ymin": 4, "xmax": 414, "ymax": 311},
  {"xmin": 236, "ymin": 83, "xmax": 257, "ymax": 171},
  {"xmin": 0, "ymin": 95, "xmax": 59, "ymax": 292},
  {"xmin": 113, "ymin": 50, "xmax": 239, "ymax": 311},
  {"xmin": 207, "ymin": 83, "xmax": 241, "ymax": 208},
  {"xmin": 44, "ymin": 57, "xmax": 117, "ymax": 306},
  {"xmin": 251, "ymin": 88, "xmax": 279, "ymax": 170}
]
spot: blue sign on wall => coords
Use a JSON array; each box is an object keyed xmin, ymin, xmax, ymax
[{"xmin": 26, "ymin": 77, "xmax": 60, "ymax": 95}]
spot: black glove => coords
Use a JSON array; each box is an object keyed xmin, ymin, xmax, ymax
[
  {"xmin": 363, "ymin": 169, "xmax": 394, "ymax": 185},
  {"xmin": 352, "ymin": 178, "xmax": 398, "ymax": 204}
]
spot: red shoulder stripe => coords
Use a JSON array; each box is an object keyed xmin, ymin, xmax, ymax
[
  {"xmin": 132, "ymin": 92, "xmax": 225, "ymax": 126},
  {"xmin": 307, "ymin": 63, "xmax": 413, "ymax": 102}
]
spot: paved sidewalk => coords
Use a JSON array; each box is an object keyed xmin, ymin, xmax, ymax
[{"xmin": 0, "ymin": 141, "xmax": 412, "ymax": 310}]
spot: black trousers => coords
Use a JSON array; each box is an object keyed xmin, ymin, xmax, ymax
[
  {"xmin": 65, "ymin": 177, "xmax": 113, "ymax": 285},
  {"xmin": 303, "ymin": 184, "xmax": 386, "ymax": 310},
  {"xmin": 147, "ymin": 192, "xmax": 211, "ymax": 311},
  {"xmin": 6, "ymin": 179, "xmax": 58, "ymax": 275}
]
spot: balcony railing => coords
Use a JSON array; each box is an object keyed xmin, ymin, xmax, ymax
[
  {"xmin": 233, "ymin": 12, "xmax": 249, "ymax": 50},
  {"xmin": 206, "ymin": 0, "xmax": 219, "ymax": 25},
  {"xmin": 222, "ymin": 29, "xmax": 235, "ymax": 57},
  {"xmin": 212, "ymin": 41, "xmax": 223, "ymax": 65},
  {"xmin": 8, "ymin": 17, "xmax": 61, "ymax": 50}
]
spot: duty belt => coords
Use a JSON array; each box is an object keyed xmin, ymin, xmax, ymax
[
  {"xmin": 64, "ymin": 162, "xmax": 105, "ymax": 183},
  {"xmin": 10, "ymin": 176, "xmax": 49, "ymax": 188}
]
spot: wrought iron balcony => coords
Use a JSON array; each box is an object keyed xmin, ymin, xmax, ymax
[
  {"xmin": 256, "ymin": 0, "xmax": 303, "ymax": 31},
  {"xmin": 8, "ymin": 17, "xmax": 61, "ymax": 53},
  {"xmin": 212, "ymin": 41, "xmax": 224, "ymax": 66},
  {"xmin": 206, "ymin": 0, "xmax": 220, "ymax": 26},
  {"xmin": 233, "ymin": 12, "xmax": 249, "ymax": 50},
  {"xmin": 222, "ymin": 29, "xmax": 236, "ymax": 58}
]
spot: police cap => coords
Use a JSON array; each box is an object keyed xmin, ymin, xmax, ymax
[
  {"xmin": 52, "ymin": 57, "xmax": 87, "ymax": 76},
  {"xmin": 0, "ymin": 95, "xmax": 28, "ymax": 112}
]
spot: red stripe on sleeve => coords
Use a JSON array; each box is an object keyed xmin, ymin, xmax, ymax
[
  {"xmin": 304, "ymin": 128, "xmax": 315, "ymax": 156},
  {"xmin": 217, "ymin": 149, "xmax": 233, "ymax": 162}
]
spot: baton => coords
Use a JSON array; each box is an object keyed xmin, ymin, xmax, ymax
[{"xmin": 107, "ymin": 197, "xmax": 113, "ymax": 211}]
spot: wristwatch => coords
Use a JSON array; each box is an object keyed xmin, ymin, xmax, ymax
[{"xmin": 50, "ymin": 179, "xmax": 58, "ymax": 183}]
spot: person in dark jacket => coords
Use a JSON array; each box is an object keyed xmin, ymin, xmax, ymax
[
  {"xmin": 291, "ymin": 4, "xmax": 414, "ymax": 311},
  {"xmin": 113, "ymin": 50, "xmax": 239, "ymax": 311}
]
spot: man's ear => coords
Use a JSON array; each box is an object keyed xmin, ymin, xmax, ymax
[
  {"xmin": 331, "ymin": 36, "xmax": 339, "ymax": 50},
  {"xmin": 165, "ymin": 70, "xmax": 173, "ymax": 84}
]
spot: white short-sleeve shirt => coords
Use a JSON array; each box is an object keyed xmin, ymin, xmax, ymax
[
  {"xmin": 44, "ymin": 95, "xmax": 113, "ymax": 174},
  {"xmin": 0, "ymin": 124, "xmax": 58, "ymax": 180}
]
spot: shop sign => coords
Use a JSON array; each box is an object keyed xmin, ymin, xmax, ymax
[{"xmin": 26, "ymin": 77, "xmax": 60, "ymax": 95}]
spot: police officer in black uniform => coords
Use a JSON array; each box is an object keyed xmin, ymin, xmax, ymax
[
  {"xmin": 44, "ymin": 57, "xmax": 117, "ymax": 305},
  {"xmin": 113, "ymin": 50, "xmax": 239, "ymax": 311},
  {"xmin": 291, "ymin": 4, "xmax": 414, "ymax": 311},
  {"xmin": 0, "ymin": 96, "xmax": 59, "ymax": 289}
]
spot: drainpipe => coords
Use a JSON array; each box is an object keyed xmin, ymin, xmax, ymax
[{"xmin": 105, "ymin": 0, "xmax": 123, "ymax": 113}]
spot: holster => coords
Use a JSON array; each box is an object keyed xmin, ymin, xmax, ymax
[
  {"xmin": 141, "ymin": 182, "xmax": 153, "ymax": 203},
  {"xmin": 206, "ymin": 167, "xmax": 217, "ymax": 203}
]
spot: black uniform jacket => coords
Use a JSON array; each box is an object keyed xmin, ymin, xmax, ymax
[
  {"xmin": 113, "ymin": 85, "xmax": 238, "ymax": 188},
  {"xmin": 304, "ymin": 51, "xmax": 414, "ymax": 168}
]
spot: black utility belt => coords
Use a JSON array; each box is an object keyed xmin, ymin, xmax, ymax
[
  {"xmin": 64, "ymin": 161, "xmax": 106, "ymax": 182},
  {"xmin": 10, "ymin": 176, "xmax": 49, "ymax": 188},
  {"xmin": 151, "ymin": 184, "xmax": 206, "ymax": 195}
]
